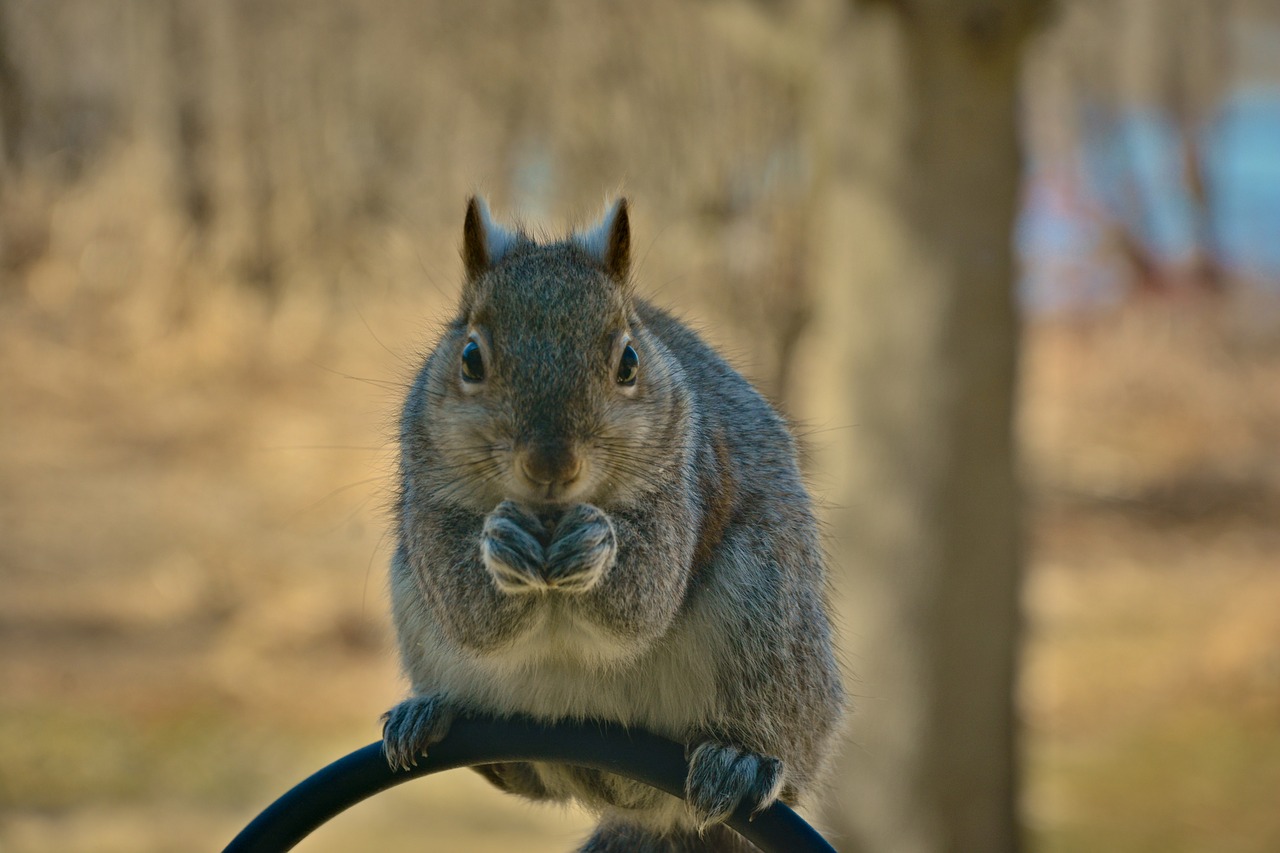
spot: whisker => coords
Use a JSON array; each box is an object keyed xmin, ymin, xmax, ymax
[
  {"xmin": 288, "ymin": 476, "xmax": 390, "ymax": 520},
  {"xmin": 308, "ymin": 360, "xmax": 409, "ymax": 392}
]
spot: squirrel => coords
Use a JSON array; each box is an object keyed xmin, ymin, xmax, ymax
[{"xmin": 382, "ymin": 197, "xmax": 845, "ymax": 852}]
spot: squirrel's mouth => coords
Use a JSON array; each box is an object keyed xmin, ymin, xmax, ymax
[{"xmin": 519, "ymin": 479, "xmax": 587, "ymax": 509}]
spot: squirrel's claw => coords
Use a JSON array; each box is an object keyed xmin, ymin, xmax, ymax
[
  {"xmin": 381, "ymin": 695, "xmax": 455, "ymax": 772},
  {"xmin": 684, "ymin": 742, "xmax": 785, "ymax": 832}
]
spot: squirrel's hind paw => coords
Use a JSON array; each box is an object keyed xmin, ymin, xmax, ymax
[
  {"xmin": 684, "ymin": 742, "xmax": 785, "ymax": 831},
  {"xmin": 380, "ymin": 695, "xmax": 455, "ymax": 772}
]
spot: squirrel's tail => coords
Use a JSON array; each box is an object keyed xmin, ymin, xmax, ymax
[{"xmin": 577, "ymin": 821, "xmax": 759, "ymax": 853}]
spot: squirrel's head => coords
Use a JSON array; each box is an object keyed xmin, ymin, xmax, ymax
[{"xmin": 406, "ymin": 197, "xmax": 689, "ymax": 511}]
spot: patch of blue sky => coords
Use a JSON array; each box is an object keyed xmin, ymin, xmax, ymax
[{"xmin": 1202, "ymin": 86, "xmax": 1280, "ymax": 286}]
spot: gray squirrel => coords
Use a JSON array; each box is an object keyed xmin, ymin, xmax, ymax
[{"xmin": 383, "ymin": 197, "xmax": 844, "ymax": 852}]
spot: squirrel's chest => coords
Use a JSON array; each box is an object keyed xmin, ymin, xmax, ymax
[{"xmin": 422, "ymin": 605, "xmax": 720, "ymax": 734}]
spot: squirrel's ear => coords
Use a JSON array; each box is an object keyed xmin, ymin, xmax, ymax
[
  {"xmin": 462, "ymin": 197, "xmax": 519, "ymax": 281},
  {"xmin": 575, "ymin": 198, "xmax": 630, "ymax": 281}
]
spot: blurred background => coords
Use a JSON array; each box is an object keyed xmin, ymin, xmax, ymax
[{"xmin": 1, "ymin": 1, "xmax": 1278, "ymax": 851}]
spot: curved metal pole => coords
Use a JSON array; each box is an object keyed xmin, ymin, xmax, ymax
[{"xmin": 222, "ymin": 715, "xmax": 837, "ymax": 852}]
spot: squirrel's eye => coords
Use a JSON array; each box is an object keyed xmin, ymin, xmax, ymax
[
  {"xmin": 461, "ymin": 340, "xmax": 485, "ymax": 382},
  {"xmin": 616, "ymin": 344, "xmax": 639, "ymax": 387}
]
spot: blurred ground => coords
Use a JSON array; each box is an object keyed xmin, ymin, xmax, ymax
[
  {"xmin": 1, "ymin": 277, "xmax": 1278, "ymax": 851},
  {"xmin": 1020, "ymin": 305, "xmax": 1280, "ymax": 853}
]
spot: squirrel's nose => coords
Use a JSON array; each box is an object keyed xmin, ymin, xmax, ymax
[{"xmin": 519, "ymin": 444, "xmax": 583, "ymax": 489}]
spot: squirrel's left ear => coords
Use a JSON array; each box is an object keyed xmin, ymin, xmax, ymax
[
  {"xmin": 463, "ymin": 196, "xmax": 520, "ymax": 281},
  {"xmin": 574, "ymin": 198, "xmax": 630, "ymax": 281}
]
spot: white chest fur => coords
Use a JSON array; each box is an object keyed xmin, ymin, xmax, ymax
[{"xmin": 405, "ymin": 597, "xmax": 722, "ymax": 739}]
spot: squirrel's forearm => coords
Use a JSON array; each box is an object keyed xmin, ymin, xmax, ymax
[
  {"xmin": 574, "ymin": 499, "xmax": 696, "ymax": 645},
  {"xmin": 399, "ymin": 503, "xmax": 540, "ymax": 654}
]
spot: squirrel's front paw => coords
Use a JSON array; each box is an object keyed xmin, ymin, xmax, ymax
[
  {"xmin": 684, "ymin": 742, "xmax": 785, "ymax": 831},
  {"xmin": 381, "ymin": 695, "xmax": 455, "ymax": 772},
  {"xmin": 544, "ymin": 504, "xmax": 616, "ymax": 593},
  {"xmin": 481, "ymin": 500, "xmax": 548, "ymax": 593}
]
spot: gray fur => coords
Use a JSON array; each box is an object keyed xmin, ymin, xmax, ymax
[{"xmin": 386, "ymin": 198, "xmax": 845, "ymax": 850}]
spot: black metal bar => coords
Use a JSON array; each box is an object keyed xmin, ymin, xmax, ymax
[{"xmin": 222, "ymin": 715, "xmax": 837, "ymax": 852}]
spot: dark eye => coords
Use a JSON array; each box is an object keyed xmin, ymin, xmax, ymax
[
  {"xmin": 616, "ymin": 344, "xmax": 639, "ymax": 386},
  {"xmin": 461, "ymin": 340, "xmax": 485, "ymax": 382}
]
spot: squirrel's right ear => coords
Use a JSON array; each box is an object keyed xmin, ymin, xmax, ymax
[
  {"xmin": 462, "ymin": 197, "xmax": 520, "ymax": 281},
  {"xmin": 574, "ymin": 198, "xmax": 630, "ymax": 282}
]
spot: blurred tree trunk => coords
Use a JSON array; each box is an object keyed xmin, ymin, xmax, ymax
[
  {"xmin": 165, "ymin": 0, "xmax": 216, "ymax": 236},
  {"xmin": 0, "ymin": 1, "xmax": 24, "ymax": 177},
  {"xmin": 822, "ymin": 2, "xmax": 1046, "ymax": 851}
]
